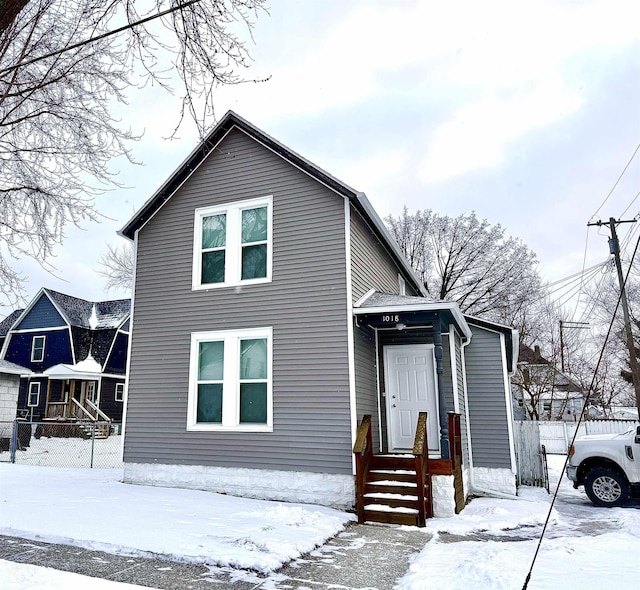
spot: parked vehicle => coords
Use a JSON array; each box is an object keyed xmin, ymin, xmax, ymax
[{"xmin": 566, "ymin": 425, "xmax": 640, "ymax": 507}]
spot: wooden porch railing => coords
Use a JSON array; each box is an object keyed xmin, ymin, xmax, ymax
[
  {"xmin": 352, "ymin": 415, "xmax": 372, "ymax": 524},
  {"xmin": 411, "ymin": 412, "xmax": 432, "ymax": 525}
]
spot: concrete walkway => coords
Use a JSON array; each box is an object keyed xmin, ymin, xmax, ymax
[{"xmin": 0, "ymin": 524, "xmax": 432, "ymax": 590}]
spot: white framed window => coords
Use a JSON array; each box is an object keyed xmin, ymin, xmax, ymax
[
  {"xmin": 28, "ymin": 382, "xmax": 40, "ymax": 407},
  {"xmin": 86, "ymin": 382, "xmax": 97, "ymax": 403},
  {"xmin": 115, "ymin": 383, "xmax": 125, "ymax": 402},
  {"xmin": 31, "ymin": 336, "xmax": 46, "ymax": 362},
  {"xmin": 192, "ymin": 196, "xmax": 273, "ymax": 290},
  {"xmin": 187, "ymin": 327, "xmax": 272, "ymax": 431}
]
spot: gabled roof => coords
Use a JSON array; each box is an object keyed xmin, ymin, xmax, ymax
[
  {"xmin": 41, "ymin": 289, "xmax": 130, "ymax": 330},
  {"xmin": 119, "ymin": 110, "xmax": 426, "ymax": 297}
]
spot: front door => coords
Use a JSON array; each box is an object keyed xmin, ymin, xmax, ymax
[{"xmin": 384, "ymin": 344, "xmax": 439, "ymax": 453}]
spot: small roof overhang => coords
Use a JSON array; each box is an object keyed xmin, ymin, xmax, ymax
[
  {"xmin": 42, "ymin": 356, "xmax": 103, "ymax": 380},
  {"xmin": 353, "ymin": 291, "xmax": 472, "ymax": 340},
  {"xmin": 0, "ymin": 359, "xmax": 31, "ymax": 377}
]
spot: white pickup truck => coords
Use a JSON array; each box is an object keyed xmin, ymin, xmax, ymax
[{"xmin": 566, "ymin": 425, "xmax": 640, "ymax": 507}]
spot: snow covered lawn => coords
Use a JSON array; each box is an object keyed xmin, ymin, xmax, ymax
[
  {"xmin": 396, "ymin": 455, "xmax": 640, "ymax": 589},
  {"xmin": 2, "ymin": 455, "xmax": 640, "ymax": 589},
  {"xmin": 0, "ymin": 464, "xmax": 353, "ymax": 573}
]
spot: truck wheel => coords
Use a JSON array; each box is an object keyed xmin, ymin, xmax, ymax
[{"xmin": 584, "ymin": 467, "xmax": 629, "ymax": 507}]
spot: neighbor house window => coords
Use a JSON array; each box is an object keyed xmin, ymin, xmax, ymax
[
  {"xmin": 187, "ymin": 327, "xmax": 272, "ymax": 431},
  {"xmin": 28, "ymin": 382, "xmax": 40, "ymax": 407},
  {"xmin": 115, "ymin": 383, "xmax": 125, "ymax": 402},
  {"xmin": 31, "ymin": 336, "xmax": 46, "ymax": 362},
  {"xmin": 193, "ymin": 196, "xmax": 272, "ymax": 289}
]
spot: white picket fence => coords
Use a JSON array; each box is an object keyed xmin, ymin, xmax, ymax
[{"xmin": 535, "ymin": 419, "xmax": 638, "ymax": 454}]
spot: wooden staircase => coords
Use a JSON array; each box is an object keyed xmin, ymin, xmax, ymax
[
  {"xmin": 362, "ymin": 454, "xmax": 432, "ymax": 526},
  {"xmin": 353, "ymin": 412, "xmax": 463, "ymax": 526}
]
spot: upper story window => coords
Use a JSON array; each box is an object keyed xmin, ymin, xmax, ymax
[
  {"xmin": 31, "ymin": 336, "xmax": 46, "ymax": 362},
  {"xmin": 187, "ymin": 327, "xmax": 272, "ymax": 431},
  {"xmin": 115, "ymin": 383, "xmax": 125, "ymax": 402},
  {"xmin": 193, "ymin": 196, "xmax": 272, "ymax": 290}
]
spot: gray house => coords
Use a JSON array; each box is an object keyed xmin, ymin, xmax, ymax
[{"xmin": 120, "ymin": 111, "xmax": 518, "ymax": 522}]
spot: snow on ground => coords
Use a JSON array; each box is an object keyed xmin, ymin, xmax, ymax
[
  {"xmin": 0, "ymin": 465, "xmax": 352, "ymax": 572},
  {"xmin": 1, "ymin": 454, "xmax": 640, "ymax": 589},
  {"xmin": 396, "ymin": 455, "xmax": 640, "ymax": 590}
]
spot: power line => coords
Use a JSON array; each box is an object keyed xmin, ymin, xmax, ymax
[
  {"xmin": 590, "ymin": 143, "xmax": 640, "ymax": 219},
  {"xmin": 0, "ymin": 0, "xmax": 202, "ymax": 76}
]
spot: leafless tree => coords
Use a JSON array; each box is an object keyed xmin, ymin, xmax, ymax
[
  {"xmin": 0, "ymin": 0, "xmax": 265, "ymax": 307},
  {"xmin": 386, "ymin": 208, "xmax": 543, "ymax": 326},
  {"xmin": 98, "ymin": 242, "xmax": 134, "ymax": 292}
]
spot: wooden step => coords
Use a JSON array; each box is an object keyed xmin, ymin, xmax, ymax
[
  {"xmin": 364, "ymin": 494, "xmax": 419, "ymax": 510},
  {"xmin": 362, "ymin": 508, "xmax": 420, "ymax": 526},
  {"xmin": 365, "ymin": 482, "xmax": 419, "ymax": 496},
  {"xmin": 370, "ymin": 455, "xmax": 416, "ymax": 470},
  {"xmin": 367, "ymin": 469, "xmax": 416, "ymax": 483}
]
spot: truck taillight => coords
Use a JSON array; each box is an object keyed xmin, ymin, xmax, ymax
[{"xmin": 568, "ymin": 445, "xmax": 575, "ymax": 457}]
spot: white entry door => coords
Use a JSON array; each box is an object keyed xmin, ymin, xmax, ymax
[{"xmin": 384, "ymin": 344, "xmax": 440, "ymax": 453}]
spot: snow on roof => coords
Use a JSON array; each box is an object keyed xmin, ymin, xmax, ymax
[
  {"xmin": 0, "ymin": 309, "xmax": 24, "ymax": 337},
  {"xmin": 0, "ymin": 359, "xmax": 31, "ymax": 375},
  {"xmin": 44, "ymin": 289, "xmax": 130, "ymax": 329}
]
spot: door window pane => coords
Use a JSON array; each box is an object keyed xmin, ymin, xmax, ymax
[
  {"xmin": 198, "ymin": 341, "xmax": 224, "ymax": 380},
  {"xmin": 240, "ymin": 383, "xmax": 267, "ymax": 423},
  {"xmin": 197, "ymin": 384, "xmax": 223, "ymax": 423},
  {"xmin": 202, "ymin": 214, "xmax": 226, "ymax": 248}
]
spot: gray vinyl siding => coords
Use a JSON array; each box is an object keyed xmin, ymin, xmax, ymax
[
  {"xmin": 125, "ymin": 128, "xmax": 353, "ymax": 474},
  {"xmin": 353, "ymin": 326, "xmax": 379, "ymax": 452},
  {"xmin": 464, "ymin": 326, "xmax": 511, "ymax": 468},
  {"xmin": 350, "ymin": 207, "xmax": 419, "ymax": 302},
  {"xmin": 453, "ymin": 333, "xmax": 469, "ymax": 462}
]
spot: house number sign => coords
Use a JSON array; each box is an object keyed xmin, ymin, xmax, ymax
[{"xmin": 381, "ymin": 314, "xmax": 400, "ymax": 323}]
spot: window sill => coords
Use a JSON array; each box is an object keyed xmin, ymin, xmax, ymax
[
  {"xmin": 191, "ymin": 277, "xmax": 272, "ymax": 291},
  {"xmin": 186, "ymin": 424, "xmax": 273, "ymax": 433}
]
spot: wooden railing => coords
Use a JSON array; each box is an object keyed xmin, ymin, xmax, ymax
[
  {"xmin": 412, "ymin": 412, "xmax": 432, "ymax": 525},
  {"xmin": 352, "ymin": 415, "xmax": 372, "ymax": 524},
  {"xmin": 85, "ymin": 399, "xmax": 111, "ymax": 424}
]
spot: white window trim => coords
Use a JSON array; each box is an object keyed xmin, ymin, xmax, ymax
[
  {"xmin": 398, "ymin": 274, "xmax": 406, "ymax": 296},
  {"xmin": 115, "ymin": 383, "xmax": 125, "ymax": 402},
  {"xmin": 187, "ymin": 327, "xmax": 273, "ymax": 432},
  {"xmin": 28, "ymin": 382, "xmax": 40, "ymax": 407},
  {"xmin": 192, "ymin": 196, "xmax": 273, "ymax": 290},
  {"xmin": 31, "ymin": 336, "xmax": 46, "ymax": 362}
]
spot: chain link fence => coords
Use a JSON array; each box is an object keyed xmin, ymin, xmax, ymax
[{"xmin": 0, "ymin": 420, "xmax": 123, "ymax": 468}]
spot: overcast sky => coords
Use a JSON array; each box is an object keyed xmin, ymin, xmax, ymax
[{"xmin": 8, "ymin": 0, "xmax": 640, "ymax": 319}]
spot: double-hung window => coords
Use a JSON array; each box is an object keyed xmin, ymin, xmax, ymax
[
  {"xmin": 31, "ymin": 336, "xmax": 45, "ymax": 362},
  {"xmin": 187, "ymin": 327, "xmax": 272, "ymax": 431},
  {"xmin": 28, "ymin": 382, "xmax": 40, "ymax": 407},
  {"xmin": 193, "ymin": 196, "xmax": 272, "ymax": 289},
  {"xmin": 115, "ymin": 383, "xmax": 125, "ymax": 402}
]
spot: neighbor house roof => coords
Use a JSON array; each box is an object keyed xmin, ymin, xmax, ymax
[
  {"xmin": 0, "ymin": 310, "xmax": 24, "ymax": 337},
  {"xmin": 44, "ymin": 289, "xmax": 130, "ymax": 330},
  {"xmin": 0, "ymin": 359, "xmax": 30, "ymax": 376},
  {"xmin": 119, "ymin": 110, "xmax": 427, "ymax": 297}
]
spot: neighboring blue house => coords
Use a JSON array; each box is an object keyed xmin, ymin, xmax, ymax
[
  {"xmin": 119, "ymin": 111, "xmax": 518, "ymax": 523},
  {"xmin": 0, "ymin": 288, "xmax": 130, "ymax": 425}
]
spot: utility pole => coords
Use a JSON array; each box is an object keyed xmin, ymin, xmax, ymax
[{"xmin": 588, "ymin": 217, "xmax": 640, "ymax": 416}]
